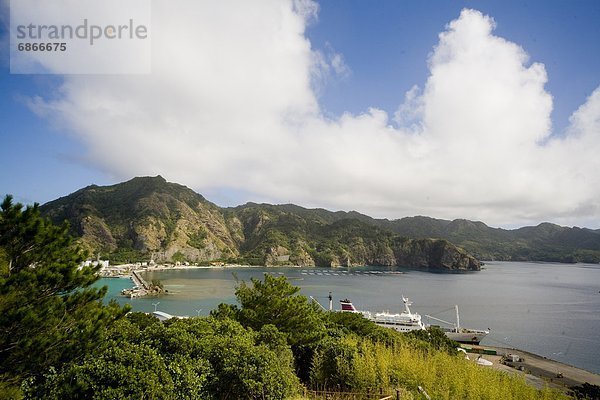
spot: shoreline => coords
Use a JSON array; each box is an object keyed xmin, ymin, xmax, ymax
[
  {"xmin": 100, "ymin": 263, "xmax": 358, "ymax": 281},
  {"xmin": 464, "ymin": 344, "xmax": 600, "ymax": 392},
  {"xmin": 99, "ymin": 263, "xmax": 600, "ymax": 382},
  {"xmin": 101, "ymin": 263, "xmax": 279, "ymax": 298}
]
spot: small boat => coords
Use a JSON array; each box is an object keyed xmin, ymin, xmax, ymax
[
  {"xmin": 475, "ymin": 355, "xmax": 493, "ymax": 366},
  {"xmin": 339, "ymin": 297, "xmax": 426, "ymax": 333},
  {"xmin": 425, "ymin": 305, "xmax": 489, "ymax": 345}
]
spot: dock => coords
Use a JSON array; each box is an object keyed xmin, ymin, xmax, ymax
[
  {"xmin": 132, "ymin": 270, "xmax": 149, "ymax": 290},
  {"xmin": 462, "ymin": 345, "xmax": 600, "ymax": 393},
  {"xmin": 121, "ymin": 270, "xmax": 150, "ymax": 298}
]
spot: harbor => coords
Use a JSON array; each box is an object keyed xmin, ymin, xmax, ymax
[
  {"xmin": 116, "ymin": 268, "xmax": 161, "ymax": 298},
  {"xmin": 100, "ymin": 262, "xmax": 212, "ymax": 298},
  {"xmin": 337, "ymin": 296, "xmax": 600, "ymax": 393},
  {"xmin": 98, "ymin": 262, "xmax": 600, "ymax": 378},
  {"xmin": 461, "ymin": 344, "xmax": 600, "ymax": 393},
  {"xmin": 123, "ymin": 270, "xmax": 150, "ymax": 297}
]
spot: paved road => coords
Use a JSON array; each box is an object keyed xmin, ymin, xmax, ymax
[{"xmin": 469, "ymin": 345, "xmax": 600, "ymax": 392}]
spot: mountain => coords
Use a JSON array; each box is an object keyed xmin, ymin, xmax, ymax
[
  {"xmin": 41, "ymin": 176, "xmax": 600, "ymax": 267},
  {"xmin": 41, "ymin": 176, "xmax": 238, "ymax": 263},
  {"xmin": 382, "ymin": 218, "xmax": 600, "ymax": 263},
  {"xmin": 40, "ymin": 176, "xmax": 479, "ymax": 271},
  {"xmin": 233, "ymin": 207, "xmax": 600, "ymax": 263},
  {"xmin": 225, "ymin": 202, "xmax": 478, "ymax": 270},
  {"xmin": 231, "ymin": 207, "xmax": 600, "ymax": 263}
]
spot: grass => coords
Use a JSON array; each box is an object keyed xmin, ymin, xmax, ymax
[{"xmin": 311, "ymin": 335, "xmax": 569, "ymax": 400}]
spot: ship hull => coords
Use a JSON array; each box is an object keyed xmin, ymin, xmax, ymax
[
  {"xmin": 444, "ymin": 330, "xmax": 488, "ymax": 345},
  {"xmin": 372, "ymin": 321, "xmax": 424, "ymax": 333}
]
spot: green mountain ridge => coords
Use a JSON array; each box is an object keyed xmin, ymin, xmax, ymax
[
  {"xmin": 233, "ymin": 206, "xmax": 600, "ymax": 263},
  {"xmin": 41, "ymin": 176, "xmax": 238, "ymax": 263},
  {"xmin": 40, "ymin": 175, "xmax": 600, "ymax": 268},
  {"xmin": 384, "ymin": 217, "xmax": 600, "ymax": 263},
  {"xmin": 40, "ymin": 176, "xmax": 479, "ymax": 271}
]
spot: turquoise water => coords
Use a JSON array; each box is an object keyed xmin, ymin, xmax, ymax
[{"xmin": 99, "ymin": 261, "xmax": 600, "ymax": 374}]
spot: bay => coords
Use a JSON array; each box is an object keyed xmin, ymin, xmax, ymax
[{"xmin": 99, "ymin": 261, "xmax": 600, "ymax": 374}]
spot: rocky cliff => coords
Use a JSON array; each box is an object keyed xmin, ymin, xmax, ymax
[
  {"xmin": 41, "ymin": 176, "xmax": 239, "ymax": 263},
  {"xmin": 40, "ymin": 176, "xmax": 480, "ymax": 271}
]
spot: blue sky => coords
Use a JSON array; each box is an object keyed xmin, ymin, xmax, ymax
[
  {"xmin": 1, "ymin": 0, "xmax": 599, "ymax": 228},
  {"xmin": 307, "ymin": 0, "xmax": 599, "ymax": 135}
]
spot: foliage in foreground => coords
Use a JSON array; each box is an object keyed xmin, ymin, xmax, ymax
[
  {"xmin": 25, "ymin": 315, "xmax": 300, "ymax": 399},
  {"xmin": 569, "ymin": 383, "xmax": 600, "ymax": 400},
  {"xmin": 22, "ymin": 272, "xmax": 570, "ymax": 400},
  {"xmin": 0, "ymin": 199, "xmax": 572, "ymax": 399},
  {"xmin": 310, "ymin": 334, "xmax": 567, "ymax": 400},
  {"xmin": 211, "ymin": 274, "xmax": 327, "ymax": 381},
  {"xmin": 214, "ymin": 274, "xmax": 568, "ymax": 399},
  {"xmin": 0, "ymin": 195, "xmax": 128, "ymax": 394}
]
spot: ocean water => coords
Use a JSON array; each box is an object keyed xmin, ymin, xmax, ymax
[{"xmin": 98, "ymin": 261, "xmax": 600, "ymax": 374}]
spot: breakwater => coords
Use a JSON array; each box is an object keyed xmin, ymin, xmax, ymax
[
  {"xmin": 121, "ymin": 270, "xmax": 151, "ymax": 298},
  {"xmin": 132, "ymin": 270, "xmax": 149, "ymax": 290}
]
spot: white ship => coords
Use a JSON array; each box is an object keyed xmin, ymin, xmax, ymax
[
  {"xmin": 339, "ymin": 298, "xmax": 488, "ymax": 344},
  {"xmin": 339, "ymin": 297, "xmax": 425, "ymax": 333},
  {"xmin": 425, "ymin": 305, "xmax": 489, "ymax": 345}
]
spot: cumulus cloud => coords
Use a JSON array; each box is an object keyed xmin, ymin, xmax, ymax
[
  {"xmin": 30, "ymin": 3, "xmax": 600, "ymax": 227},
  {"xmin": 311, "ymin": 43, "xmax": 351, "ymax": 96}
]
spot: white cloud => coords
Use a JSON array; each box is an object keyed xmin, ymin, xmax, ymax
[
  {"xmin": 330, "ymin": 52, "xmax": 350, "ymax": 77},
  {"xmin": 8, "ymin": 0, "xmax": 151, "ymax": 74},
  {"xmin": 311, "ymin": 43, "xmax": 351, "ymax": 96},
  {"xmin": 30, "ymin": 4, "xmax": 600, "ymax": 227}
]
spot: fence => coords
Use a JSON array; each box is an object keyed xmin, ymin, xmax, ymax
[{"xmin": 304, "ymin": 388, "xmax": 409, "ymax": 400}]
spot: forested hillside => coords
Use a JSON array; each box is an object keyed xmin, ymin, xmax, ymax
[
  {"xmin": 40, "ymin": 175, "xmax": 600, "ymax": 267},
  {"xmin": 41, "ymin": 176, "xmax": 479, "ymax": 271}
]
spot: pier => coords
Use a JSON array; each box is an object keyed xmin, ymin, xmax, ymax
[
  {"xmin": 121, "ymin": 270, "xmax": 150, "ymax": 298},
  {"xmin": 462, "ymin": 345, "xmax": 600, "ymax": 393},
  {"xmin": 132, "ymin": 270, "xmax": 149, "ymax": 290}
]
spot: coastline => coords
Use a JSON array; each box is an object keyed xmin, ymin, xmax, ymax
[
  {"xmin": 464, "ymin": 344, "xmax": 600, "ymax": 393},
  {"xmin": 101, "ymin": 263, "xmax": 320, "ymax": 281},
  {"xmin": 100, "ymin": 263, "xmax": 252, "ymax": 278},
  {"xmin": 101, "ymin": 263, "xmax": 288, "ymax": 298},
  {"xmin": 98, "ymin": 262, "xmax": 600, "ymax": 379}
]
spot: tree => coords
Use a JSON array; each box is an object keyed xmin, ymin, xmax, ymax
[
  {"xmin": 193, "ymin": 317, "xmax": 300, "ymax": 399},
  {"xmin": 27, "ymin": 314, "xmax": 300, "ymax": 400},
  {"xmin": 231, "ymin": 274, "xmax": 327, "ymax": 381},
  {"xmin": 171, "ymin": 250, "xmax": 185, "ymax": 263},
  {"xmin": 406, "ymin": 326, "xmax": 459, "ymax": 355},
  {"xmin": 24, "ymin": 341, "xmax": 178, "ymax": 400},
  {"xmin": 569, "ymin": 383, "xmax": 600, "ymax": 400},
  {"xmin": 310, "ymin": 336, "xmax": 358, "ymax": 391},
  {"xmin": 234, "ymin": 274, "xmax": 326, "ymax": 348},
  {"xmin": 0, "ymin": 195, "xmax": 128, "ymax": 389}
]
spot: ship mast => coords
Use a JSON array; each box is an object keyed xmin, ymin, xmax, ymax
[{"xmin": 455, "ymin": 305, "xmax": 460, "ymax": 331}]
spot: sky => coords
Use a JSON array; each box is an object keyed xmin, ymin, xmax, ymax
[{"xmin": 0, "ymin": 0, "xmax": 599, "ymax": 229}]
